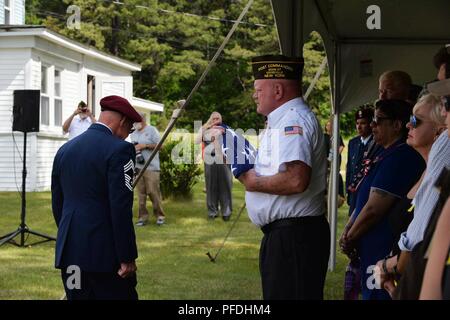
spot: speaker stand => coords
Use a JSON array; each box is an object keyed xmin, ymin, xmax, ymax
[{"xmin": 0, "ymin": 131, "xmax": 56, "ymax": 247}]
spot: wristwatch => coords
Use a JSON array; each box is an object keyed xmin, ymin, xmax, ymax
[{"xmin": 382, "ymin": 258, "xmax": 389, "ymax": 273}]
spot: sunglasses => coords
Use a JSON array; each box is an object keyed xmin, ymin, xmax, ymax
[
  {"xmin": 120, "ymin": 116, "xmax": 135, "ymax": 134},
  {"xmin": 443, "ymin": 96, "xmax": 450, "ymax": 112},
  {"xmin": 372, "ymin": 115, "xmax": 392, "ymax": 125},
  {"xmin": 409, "ymin": 115, "xmax": 423, "ymax": 128}
]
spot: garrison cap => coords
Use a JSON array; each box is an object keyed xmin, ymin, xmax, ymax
[
  {"xmin": 355, "ymin": 107, "xmax": 374, "ymax": 121},
  {"xmin": 251, "ymin": 54, "xmax": 304, "ymax": 80}
]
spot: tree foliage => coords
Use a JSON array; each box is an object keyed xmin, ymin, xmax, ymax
[
  {"xmin": 159, "ymin": 139, "xmax": 202, "ymax": 199},
  {"xmin": 25, "ymin": 0, "xmax": 357, "ymax": 136}
]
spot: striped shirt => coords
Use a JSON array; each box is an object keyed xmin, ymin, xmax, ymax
[{"xmin": 398, "ymin": 130, "xmax": 450, "ymax": 251}]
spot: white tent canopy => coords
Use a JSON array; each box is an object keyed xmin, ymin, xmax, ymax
[
  {"xmin": 271, "ymin": 0, "xmax": 450, "ymax": 112},
  {"xmin": 270, "ymin": 0, "xmax": 450, "ymax": 269}
]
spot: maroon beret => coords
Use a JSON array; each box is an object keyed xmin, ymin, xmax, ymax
[{"xmin": 100, "ymin": 95, "xmax": 141, "ymax": 122}]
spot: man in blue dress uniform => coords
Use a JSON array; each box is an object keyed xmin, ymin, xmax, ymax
[
  {"xmin": 346, "ymin": 106, "xmax": 374, "ymax": 216},
  {"xmin": 51, "ymin": 95, "xmax": 141, "ymax": 300}
]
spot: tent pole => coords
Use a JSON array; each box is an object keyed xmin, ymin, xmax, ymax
[
  {"xmin": 304, "ymin": 57, "xmax": 327, "ymax": 100},
  {"xmin": 328, "ymin": 42, "xmax": 341, "ymax": 272}
]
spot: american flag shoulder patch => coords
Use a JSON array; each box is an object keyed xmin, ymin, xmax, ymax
[{"xmin": 284, "ymin": 125, "xmax": 303, "ymax": 135}]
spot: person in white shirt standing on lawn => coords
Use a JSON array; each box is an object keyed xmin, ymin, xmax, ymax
[
  {"xmin": 63, "ymin": 101, "xmax": 96, "ymax": 140},
  {"xmin": 238, "ymin": 54, "xmax": 330, "ymax": 300},
  {"xmin": 130, "ymin": 112, "xmax": 166, "ymax": 227}
]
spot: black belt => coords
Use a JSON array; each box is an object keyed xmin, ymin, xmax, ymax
[{"xmin": 261, "ymin": 215, "xmax": 325, "ymax": 234}]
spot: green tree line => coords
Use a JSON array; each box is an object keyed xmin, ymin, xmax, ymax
[{"xmin": 25, "ymin": 0, "xmax": 357, "ymax": 136}]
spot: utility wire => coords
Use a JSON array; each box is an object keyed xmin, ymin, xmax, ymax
[
  {"xmin": 95, "ymin": 0, "xmax": 269, "ymax": 28},
  {"xmin": 29, "ymin": 9, "xmax": 258, "ymax": 56}
]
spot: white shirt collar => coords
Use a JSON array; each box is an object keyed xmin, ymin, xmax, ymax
[
  {"xmin": 76, "ymin": 115, "xmax": 90, "ymax": 122},
  {"xmin": 97, "ymin": 121, "xmax": 113, "ymax": 134},
  {"xmin": 360, "ymin": 134, "xmax": 372, "ymax": 145},
  {"xmin": 267, "ymin": 97, "xmax": 308, "ymax": 127}
]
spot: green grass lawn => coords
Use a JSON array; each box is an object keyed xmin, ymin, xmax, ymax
[{"xmin": 0, "ymin": 182, "xmax": 349, "ymax": 300}]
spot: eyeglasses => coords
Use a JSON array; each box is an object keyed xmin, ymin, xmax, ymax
[
  {"xmin": 442, "ymin": 96, "xmax": 450, "ymax": 112},
  {"xmin": 128, "ymin": 120, "xmax": 136, "ymax": 134},
  {"xmin": 409, "ymin": 115, "xmax": 423, "ymax": 128},
  {"xmin": 372, "ymin": 115, "xmax": 392, "ymax": 125},
  {"xmin": 378, "ymin": 88, "xmax": 395, "ymax": 96},
  {"xmin": 120, "ymin": 116, "xmax": 135, "ymax": 134}
]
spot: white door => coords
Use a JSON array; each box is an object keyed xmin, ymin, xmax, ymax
[{"xmin": 94, "ymin": 76, "xmax": 133, "ymax": 115}]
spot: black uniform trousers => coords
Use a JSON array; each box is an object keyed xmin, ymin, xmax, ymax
[
  {"xmin": 259, "ymin": 215, "xmax": 330, "ymax": 300},
  {"xmin": 61, "ymin": 267, "xmax": 138, "ymax": 300}
]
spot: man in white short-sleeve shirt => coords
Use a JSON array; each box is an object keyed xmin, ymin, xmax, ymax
[
  {"xmin": 239, "ymin": 54, "xmax": 330, "ymax": 300},
  {"xmin": 63, "ymin": 101, "xmax": 96, "ymax": 140}
]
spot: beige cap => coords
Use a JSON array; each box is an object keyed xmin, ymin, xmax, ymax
[{"xmin": 427, "ymin": 78, "xmax": 450, "ymax": 96}]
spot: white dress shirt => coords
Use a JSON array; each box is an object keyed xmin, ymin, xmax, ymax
[
  {"xmin": 398, "ymin": 130, "xmax": 450, "ymax": 251},
  {"xmin": 68, "ymin": 115, "xmax": 93, "ymax": 140},
  {"xmin": 245, "ymin": 97, "xmax": 327, "ymax": 227}
]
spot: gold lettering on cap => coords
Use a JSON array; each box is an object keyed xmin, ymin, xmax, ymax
[{"xmin": 258, "ymin": 65, "xmax": 268, "ymax": 71}]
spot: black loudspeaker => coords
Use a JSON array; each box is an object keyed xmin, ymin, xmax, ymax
[{"xmin": 13, "ymin": 90, "xmax": 40, "ymax": 133}]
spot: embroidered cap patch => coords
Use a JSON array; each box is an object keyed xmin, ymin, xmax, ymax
[{"xmin": 284, "ymin": 125, "xmax": 303, "ymax": 135}]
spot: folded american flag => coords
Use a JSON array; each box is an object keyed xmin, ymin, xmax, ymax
[{"xmin": 218, "ymin": 124, "xmax": 256, "ymax": 178}]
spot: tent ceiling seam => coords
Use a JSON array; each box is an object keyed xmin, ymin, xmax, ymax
[
  {"xmin": 337, "ymin": 38, "xmax": 450, "ymax": 45},
  {"xmin": 313, "ymin": 0, "xmax": 337, "ymax": 41}
]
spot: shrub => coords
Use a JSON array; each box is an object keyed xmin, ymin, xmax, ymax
[{"xmin": 159, "ymin": 138, "xmax": 202, "ymax": 200}]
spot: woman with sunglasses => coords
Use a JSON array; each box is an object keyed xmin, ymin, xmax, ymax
[
  {"xmin": 339, "ymin": 99, "xmax": 426, "ymax": 300},
  {"xmin": 419, "ymin": 78, "xmax": 450, "ymax": 300},
  {"xmin": 380, "ymin": 80, "xmax": 450, "ymax": 299},
  {"xmin": 375, "ymin": 95, "xmax": 446, "ymax": 291},
  {"xmin": 407, "ymin": 95, "xmax": 447, "ymax": 153}
]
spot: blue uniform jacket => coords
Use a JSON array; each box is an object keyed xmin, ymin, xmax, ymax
[
  {"xmin": 51, "ymin": 123, "xmax": 138, "ymax": 272},
  {"xmin": 346, "ymin": 135, "xmax": 373, "ymax": 213}
]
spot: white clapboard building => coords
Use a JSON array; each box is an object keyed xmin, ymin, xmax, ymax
[{"xmin": 0, "ymin": 1, "xmax": 163, "ymax": 191}]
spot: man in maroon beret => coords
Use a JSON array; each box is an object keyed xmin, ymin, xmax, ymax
[
  {"xmin": 52, "ymin": 95, "xmax": 140, "ymax": 300},
  {"xmin": 98, "ymin": 95, "xmax": 142, "ymax": 138}
]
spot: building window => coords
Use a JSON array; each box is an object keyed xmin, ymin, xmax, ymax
[
  {"xmin": 87, "ymin": 75, "xmax": 95, "ymax": 116},
  {"xmin": 54, "ymin": 69, "xmax": 61, "ymax": 96},
  {"xmin": 54, "ymin": 69, "xmax": 62, "ymax": 126},
  {"xmin": 40, "ymin": 64, "xmax": 63, "ymax": 128},
  {"xmin": 4, "ymin": 0, "xmax": 11, "ymax": 25},
  {"xmin": 54, "ymin": 99, "xmax": 62, "ymax": 126},
  {"xmin": 41, "ymin": 65, "xmax": 48, "ymax": 94},
  {"xmin": 40, "ymin": 65, "xmax": 49, "ymax": 126},
  {"xmin": 40, "ymin": 96, "xmax": 50, "ymax": 126}
]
